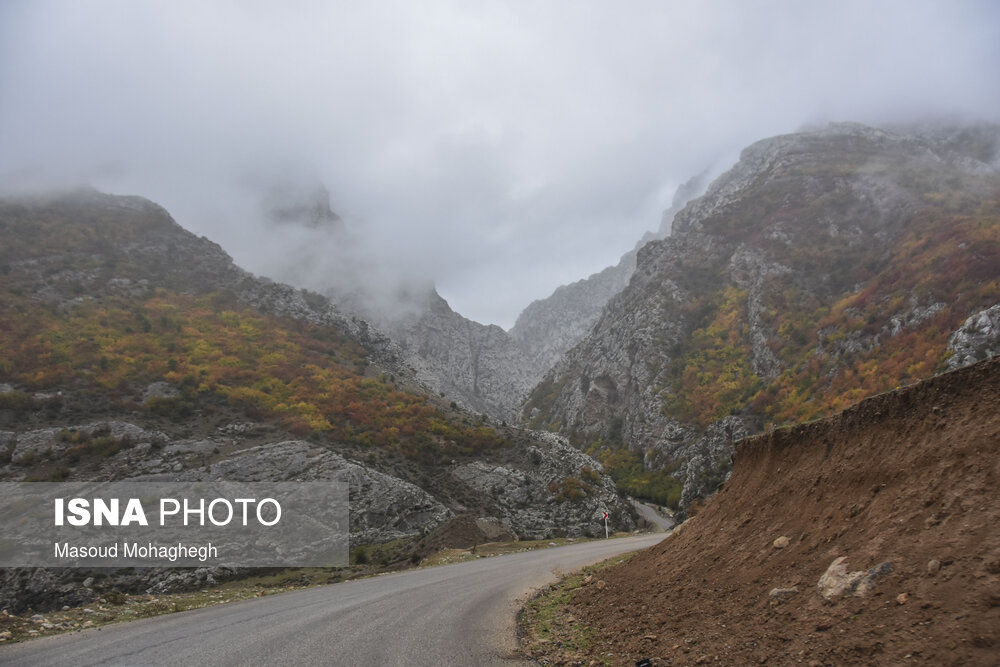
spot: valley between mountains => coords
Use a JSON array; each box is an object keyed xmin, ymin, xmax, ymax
[{"xmin": 1, "ymin": 121, "xmax": 998, "ymax": 662}]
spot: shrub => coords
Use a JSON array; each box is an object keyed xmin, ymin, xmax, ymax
[
  {"xmin": 104, "ymin": 590, "xmax": 127, "ymax": 605},
  {"xmin": 0, "ymin": 390, "xmax": 35, "ymax": 412},
  {"xmin": 144, "ymin": 397, "xmax": 195, "ymax": 420}
]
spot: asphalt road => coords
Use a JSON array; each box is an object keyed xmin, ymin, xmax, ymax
[
  {"xmin": 2, "ymin": 533, "xmax": 664, "ymax": 666},
  {"xmin": 630, "ymin": 499, "xmax": 676, "ymax": 532}
]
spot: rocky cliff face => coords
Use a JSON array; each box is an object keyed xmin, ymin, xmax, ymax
[
  {"xmin": 235, "ymin": 170, "xmax": 713, "ymax": 424},
  {"xmin": 0, "ymin": 413, "xmax": 631, "ymax": 610},
  {"xmin": 946, "ymin": 302, "xmax": 1000, "ymax": 370},
  {"xmin": 510, "ymin": 173, "xmax": 710, "ymax": 373},
  {"xmin": 510, "ymin": 262, "xmax": 635, "ymax": 376},
  {"xmin": 352, "ymin": 286, "xmax": 541, "ymax": 422},
  {"xmin": 524, "ymin": 122, "xmax": 1000, "ymax": 513},
  {"xmin": 0, "ymin": 417, "xmax": 627, "ymax": 547},
  {"xmin": 342, "ymin": 173, "xmax": 711, "ymax": 421}
]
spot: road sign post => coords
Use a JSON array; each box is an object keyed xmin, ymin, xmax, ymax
[{"xmin": 603, "ymin": 511, "xmax": 609, "ymax": 538}]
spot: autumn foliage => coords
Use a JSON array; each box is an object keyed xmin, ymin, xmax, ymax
[
  {"xmin": 0, "ymin": 286, "xmax": 507, "ymax": 459},
  {"xmin": 660, "ymin": 161, "xmax": 1000, "ymax": 430}
]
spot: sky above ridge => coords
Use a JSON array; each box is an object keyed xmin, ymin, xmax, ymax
[{"xmin": 2, "ymin": 0, "xmax": 998, "ymax": 328}]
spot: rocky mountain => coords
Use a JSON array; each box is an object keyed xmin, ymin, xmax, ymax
[
  {"xmin": 0, "ymin": 189, "xmax": 634, "ymax": 610},
  {"xmin": 524, "ymin": 122, "xmax": 1000, "ymax": 513},
  {"xmin": 510, "ymin": 173, "xmax": 711, "ymax": 373},
  {"xmin": 0, "ymin": 188, "xmax": 389, "ymax": 359},
  {"xmin": 377, "ymin": 172, "xmax": 712, "ymax": 421},
  {"xmin": 510, "ymin": 259, "xmax": 634, "ymax": 377},
  {"xmin": 240, "ymin": 169, "xmax": 712, "ymax": 424},
  {"xmin": 234, "ymin": 179, "xmax": 542, "ymax": 423},
  {"xmin": 241, "ymin": 169, "xmax": 712, "ymax": 424},
  {"xmin": 257, "ymin": 179, "xmax": 342, "ymax": 230},
  {"xmin": 348, "ymin": 285, "xmax": 541, "ymax": 422}
]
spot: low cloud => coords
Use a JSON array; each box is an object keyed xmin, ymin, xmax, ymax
[{"xmin": 2, "ymin": 0, "xmax": 997, "ymax": 327}]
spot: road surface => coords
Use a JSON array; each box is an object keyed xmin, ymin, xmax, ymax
[
  {"xmin": 2, "ymin": 533, "xmax": 664, "ymax": 666},
  {"xmin": 631, "ymin": 499, "xmax": 675, "ymax": 532}
]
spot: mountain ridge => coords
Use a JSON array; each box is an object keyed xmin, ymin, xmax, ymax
[
  {"xmin": 523, "ymin": 121, "xmax": 1000, "ymax": 513},
  {"xmin": 509, "ymin": 171, "xmax": 712, "ymax": 374}
]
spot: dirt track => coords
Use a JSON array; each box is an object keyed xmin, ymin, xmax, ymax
[{"xmin": 565, "ymin": 357, "xmax": 1000, "ymax": 666}]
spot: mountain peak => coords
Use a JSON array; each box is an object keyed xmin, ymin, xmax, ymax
[{"xmin": 258, "ymin": 180, "xmax": 341, "ymax": 229}]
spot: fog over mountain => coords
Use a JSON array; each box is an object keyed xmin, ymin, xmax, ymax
[{"xmin": 1, "ymin": 0, "xmax": 998, "ymax": 327}]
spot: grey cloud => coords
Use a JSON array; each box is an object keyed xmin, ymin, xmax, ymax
[{"xmin": 1, "ymin": 0, "xmax": 998, "ymax": 327}]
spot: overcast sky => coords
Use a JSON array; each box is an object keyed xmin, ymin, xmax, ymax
[{"xmin": 2, "ymin": 1, "xmax": 999, "ymax": 328}]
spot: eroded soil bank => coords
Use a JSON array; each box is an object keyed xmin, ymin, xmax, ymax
[{"xmin": 553, "ymin": 357, "xmax": 999, "ymax": 665}]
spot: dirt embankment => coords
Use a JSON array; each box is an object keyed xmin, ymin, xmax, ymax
[{"xmin": 566, "ymin": 357, "xmax": 1000, "ymax": 666}]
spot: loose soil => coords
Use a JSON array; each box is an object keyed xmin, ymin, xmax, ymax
[{"xmin": 527, "ymin": 357, "xmax": 1000, "ymax": 666}]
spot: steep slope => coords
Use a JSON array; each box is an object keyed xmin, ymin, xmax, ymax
[
  {"xmin": 511, "ymin": 173, "xmax": 711, "ymax": 373},
  {"xmin": 511, "ymin": 261, "xmax": 634, "ymax": 376},
  {"xmin": 353, "ymin": 286, "xmax": 541, "ymax": 422},
  {"xmin": 548, "ymin": 356, "xmax": 1000, "ymax": 666},
  {"xmin": 0, "ymin": 188, "xmax": 392, "ymax": 359},
  {"xmin": 524, "ymin": 122, "xmax": 1000, "ymax": 511},
  {"xmin": 0, "ymin": 190, "xmax": 634, "ymax": 609}
]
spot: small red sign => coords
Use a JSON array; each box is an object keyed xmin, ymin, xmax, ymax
[{"xmin": 602, "ymin": 511, "xmax": 608, "ymax": 520}]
